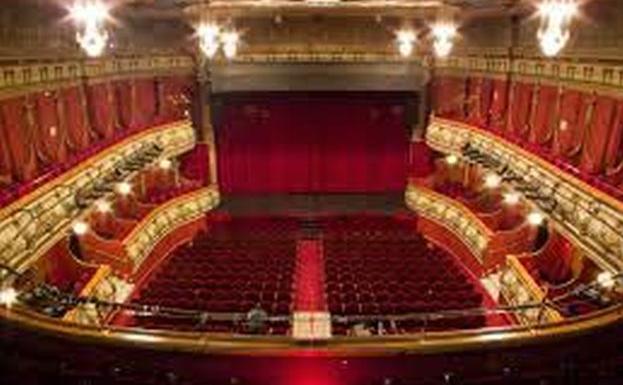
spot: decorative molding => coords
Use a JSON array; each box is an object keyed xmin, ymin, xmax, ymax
[
  {"xmin": 405, "ymin": 183, "xmax": 490, "ymax": 263},
  {"xmin": 433, "ymin": 55, "xmax": 623, "ymax": 94},
  {"xmin": 0, "ymin": 120, "xmax": 196, "ymax": 273},
  {"xmin": 500, "ymin": 254, "xmax": 563, "ymax": 325},
  {"xmin": 0, "ymin": 55, "xmax": 195, "ymax": 97},
  {"xmin": 123, "ymin": 187, "xmax": 220, "ymax": 271},
  {"xmin": 427, "ymin": 117, "xmax": 623, "ymax": 273}
]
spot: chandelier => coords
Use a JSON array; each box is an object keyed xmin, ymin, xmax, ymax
[
  {"xmin": 197, "ymin": 22, "xmax": 240, "ymax": 59},
  {"xmin": 395, "ymin": 29, "xmax": 417, "ymax": 58},
  {"xmin": 431, "ymin": 22, "xmax": 457, "ymax": 58},
  {"xmin": 537, "ymin": 0, "xmax": 578, "ymax": 57},
  {"xmin": 69, "ymin": 1, "xmax": 110, "ymax": 57}
]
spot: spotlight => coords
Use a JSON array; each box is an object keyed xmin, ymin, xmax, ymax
[
  {"xmin": 395, "ymin": 29, "xmax": 416, "ymax": 57},
  {"xmin": 221, "ymin": 31, "xmax": 240, "ymax": 59},
  {"xmin": 503, "ymin": 191, "xmax": 521, "ymax": 205},
  {"xmin": 431, "ymin": 22, "xmax": 457, "ymax": 58},
  {"xmin": 537, "ymin": 0, "xmax": 578, "ymax": 57},
  {"xmin": 197, "ymin": 23, "xmax": 220, "ymax": 59},
  {"xmin": 116, "ymin": 182, "xmax": 132, "ymax": 196},
  {"xmin": 445, "ymin": 154, "xmax": 459, "ymax": 166},
  {"xmin": 0, "ymin": 287, "xmax": 18, "ymax": 308},
  {"xmin": 597, "ymin": 271, "xmax": 616, "ymax": 289},
  {"xmin": 159, "ymin": 158, "xmax": 173, "ymax": 170},
  {"xmin": 483, "ymin": 173, "xmax": 502, "ymax": 189},
  {"xmin": 527, "ymin": 211, "xmax": 545, "ymax": 226},
  {"xmin": 95, "ymin": 200, "xmax": 111, "ymax": 213},
  {"xmin": 72, "ymin": 221, "xmax": 89, "ymax": 236}
]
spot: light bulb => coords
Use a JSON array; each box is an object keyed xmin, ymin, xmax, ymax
[
  {"xmin": 95, "ymin": 200, "xmax": 111, "ymax": 213},
  {"xmin": 431, "ymin": 23, "xmax": 457, "ymax": 58},
  {"xmin": 527, "ymin": 211, "xmax": 545, "ymax": 226},
  {"xmin": 445, "ymin": 154, "xmax": 459, "ymax": 165},
  {"xmin": 72, "ymin": 221, "xmax": 89, "ymax": 236},
  {"xmin": 396, "ymin": 29, "xmax": 416, "ymax": 57},
  {"xmin": 483, "ymin": 173, "xmax": 501, "ymax": 189},
  {"xmin": 503, "ymin": 191, "xmax": 521, "ymax": 205},
  {"xmin": 536, "ymin": 0, "xmax": 578, "ymax": 57},
  {"xmin": 159, "ymin": 159, "xmax": 172, "ymax": 170},
  {"xmin": 0, "ymin": 287, "xmax": 18, "ymax": 308},
  {"xmin": 116, "ymin": 182, "xmax": 132, "ymax": 196},
  {"xmin": 198, "ymin": 23, "xmax": 220, "ymax": 58},
  {"xmin": 221, "ymin": 31, "xmax": 239, "ymax": 59},
  {"xmin": 597, "ymin": 271, "xmax": 616, "ymax": 289}
]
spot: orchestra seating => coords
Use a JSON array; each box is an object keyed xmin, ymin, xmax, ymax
[
  {"xmin": 323, "ymin": 215, "xmax": 485, "ymax": 334},
  {"xmin": 130, "ymin": 216, "xmax": 298, "ymax": 334}
]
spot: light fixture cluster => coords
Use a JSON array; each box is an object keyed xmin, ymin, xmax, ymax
[
  {"xmin": 69, "ymin": 1, "xmax": 111, "ymax": 58},
  {"xmin": 536, "ymin": 0, "xmax": 578, "ymax": 57},
  {"xmin": 395, "ymin": 22, "xmax": 457, "ymax": 59},
  {"xmin": 197, "ymin": 23, "xmax": 240, "ymax": 59}
]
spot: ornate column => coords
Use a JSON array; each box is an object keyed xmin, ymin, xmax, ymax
[{"xmin": 196, "ymin": 57, "xmax": 218, "ymax": 186}]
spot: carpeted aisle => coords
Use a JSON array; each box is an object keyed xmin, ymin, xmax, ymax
[{"xmin": 293, "ymin": 239, "xmax": 327, "ymax": 312}]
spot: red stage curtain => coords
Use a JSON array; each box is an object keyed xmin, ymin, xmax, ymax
[
  {"xmin": 432, "ymin": 76, "xmax": 466, "ymax": 119},
  {"xmin": 488, "ymin": 79, "xmax": 509, "ymax": 133},
  {"xmin": 216, "ymin": 94, "xmax": 410, "ymax": 193},
  {"xmin": 86, "ymin": 83, "xmax": 115, "ymax": 140},
  {"xmin": 62, "ymin": 86, "xmax": 91, "ymax": 153},
  {"xmin": 580, "ymin": 95, "xmax": 618, "ymax": 175},
  {"xmin": 0, "ymin": 97, "xmax": 38, "ymax": 182},
  {"xmin": 508, "ymin": 82, "xmax": 534, "ymax": 141},
  {"xmin": 552, "ymin": 90, "xmax": 591, "ymax": 160},
  {"xmin": 34, "ymin": 92, "xmax": 67, "ymax": 166},
  {"xmin": 529, "ymin": 85, "xmax": 559, "ymax": 148}
]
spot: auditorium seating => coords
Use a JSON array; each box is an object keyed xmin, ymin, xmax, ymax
[
  {"xmin": 131, "ymin": 216, "xmax": 298, "ymax": 334},
  {"xmin": 323, "ymin": 215, "xmax": 485, "ymax": 334}
]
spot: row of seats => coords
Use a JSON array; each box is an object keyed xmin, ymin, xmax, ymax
[
  {"xmin": 323, "ymin": 216, "xmax": 486, "ymax": 334},
  {"xmin": 132, "ymin": 216, "xmax": 298, "ymax": 334}
]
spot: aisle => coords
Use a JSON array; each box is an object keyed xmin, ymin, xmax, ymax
[{"xmin": 293, "ymin": 239, "xmax": 327, "ymax": 312}]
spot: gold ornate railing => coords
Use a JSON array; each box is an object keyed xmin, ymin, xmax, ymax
[
  {"xmin": 123, "ymin": 187, "xmax": 220, "ymax": 270},
  {"xmin": 405, "ymin": 183, "xmax": 491, "ymax": 262},
  {"xmin": 427, "ymin": 117, "xmax": 623, "ymax": 273},
  {"xmin": 0, "ymin": 120, "xmax": 196, "ymax": 273}
]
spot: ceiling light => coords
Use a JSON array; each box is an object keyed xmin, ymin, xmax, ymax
[
  {"xmin": 597, "ymin": 271, "xmax": 616, "ymax": 289},
  {"xmin": 95, "ymin": 200, "xmax": 112, "ymax": 213},
  {"xmin": 69, "ymin": 1, "xmax": 110, "ymax": 58},
  {"xmin": 503, "ymin": 191, "xmax": 521, "ymax": 205},
  {"xmin": 159, "ymin": 159, "xmax": 173, "ymax": 170},
  {"xmin": 431, "ymin": 22, "xmax": 457, "ymax": 58},
  {"xmin": 72, "ymin": 221, "xmax": 89, "ymax": 236},
  {"xmin": 396, "ymin": 29, "xmax": 416, "ymax": 57},
  {"xmin": 198, "ymin": 23, "xmax": 220, "ymax": 59},
  {"xmin": 537, "ymin": 0, "xmax": 578, "ymax": 57},
  {"xmin": 221, "ymin": 31, "xmax": 240, "ymax": 59},
  {"xmin": 527, "ymin": 211, "xmax": 545, "ymax": 226},
  {"xmin": 0, "ymin": 287, "xmax": 18, "ymax": 308},
  {"xmin": 116, "ymin": 182, "xmax": 132, "ymax": 196},
  {"xmin": 445, "ymin": 154, "xmax": 459, "ymax": 165},
  {"xmin": 483, "ymin": 173, "xmax": 502, "ymax": 189}
]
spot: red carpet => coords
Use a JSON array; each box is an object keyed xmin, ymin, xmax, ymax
[{"xmin": 294, "ymin": 240, "xmax": 327, "ymax": 312}]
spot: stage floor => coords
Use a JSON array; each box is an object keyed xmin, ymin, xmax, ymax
[{"xmin": 216, "ymin": 193, "xmax": 406, "ymax": 216}]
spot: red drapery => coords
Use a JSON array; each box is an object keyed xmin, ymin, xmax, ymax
[
  {"xmin": 216, "ymin": 93, "xmax": 410, "ymax": 193},
  {"xmin": 134, "ymin": 78, "xmax": 157, "ymax": 128},
  {"xmin": 465, "ymin": 77, "xmax": 483, "ymax": 125},
  {"xmin": 552, "ymin": 89, "xmax": 589, "ymax": 160},
  {"xmin": 432, "ymin": 76, "xmax": 465, "ymax": 119},
  {"xmin": 479, "ymin": 78, "xmax": 494, "ymax": 128},
  {"xmin": 86, "ymin": 83, "xmax": 115, "ymax": 140},
  {"xmin": 34, "ymin": 92, "xmax": 68, "ymax": 166},
  {"xmin": 508, "ymin": 82, "xmax": 534, "ymax": 141},
  {"xmin": 580, "ymin": 95, "xmax": 618, "ymax": 175},
  {"xmin": 529, "ymin": 85, "xmax": 559, "ymax": 148},
  {"xmin": 62, "ymin": 86, "xmax": 92, "ymax": 153},
  {"xmin": 488, "ymin": 79, "xmax": 509, "ymax": 133},
  {"xmin": 114, "ymin": 80, "xmax": 134, "ymax": 130},
  {"xmin": 0, "ymin": 97, "xmax": 38, "ymax": 182}
]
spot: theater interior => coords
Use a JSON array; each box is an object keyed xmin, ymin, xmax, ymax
[{"xmin": 1, "ymin": 0, "xmax": 623, "ymax": 384}]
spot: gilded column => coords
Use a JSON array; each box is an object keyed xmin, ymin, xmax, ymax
[{"xmin": 196, "ymin": 58, "xmax": 218, "ymax": 186}]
